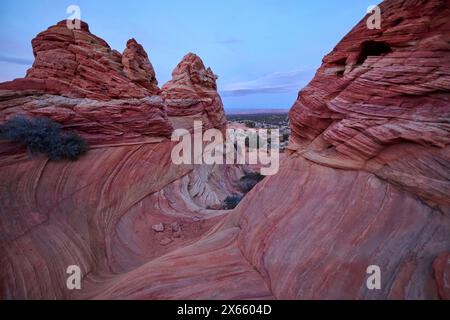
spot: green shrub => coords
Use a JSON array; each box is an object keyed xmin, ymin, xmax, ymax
[
  {"xmin": 0, "ymin": 116, "xmax": 89, "ymax": 161},
  {"xmin": 244, "ymin": 120, "xmax": 256, "ymax": 128},
  {"xmin": 223, "ymin": 195, "xmax": 243, "ymax": 210}
]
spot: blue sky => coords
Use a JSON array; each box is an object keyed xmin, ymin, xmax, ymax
[{"xmin": 0, "ymin": 0, "xmax": 377, "ymax": 111}]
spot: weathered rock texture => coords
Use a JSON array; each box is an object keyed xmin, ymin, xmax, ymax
[
  {"xmin": 1, "ymin": 0, "xmax": 449, "ymax": 300},
  {"xmin": 161, "ymin": 53, "xmax": 227, "ymax": 133},
  {"xmin": 0, "ymin": 92, "xmax": 172, "ymax": 150}
]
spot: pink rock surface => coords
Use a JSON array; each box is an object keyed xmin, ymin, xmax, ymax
[
  {"xmin": 0, "ymin": 20, "xmax": 173, "ymax": 147},
  {"xmin": 0, "ymin": 22, "xmax": 229, "ymax": 147},
  {"xmin": 288, "ymin": 0, "xmax": 450, "ymax": 214},
  {"xmin": 0, "ymin": 19, "xmax": 243, "ymax": 299},
  {"xmin": 235, "ymin": 157, "xmax": 450, "ymax": 299},
  {"xmin": 258, "ymin": 0, "xmax": 450, "ymax": 298},
  {"xmin": 433, "ymin": 252, "xmax": 450, "ymax": 299},
  {"xmin": 122, "ymin": 38, "xmax": 159, "ymax": 93}
]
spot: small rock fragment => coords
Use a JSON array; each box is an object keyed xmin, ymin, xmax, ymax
[{"xmin": 152, "ymin": 223, "xmax": 164, "ymax": 232}]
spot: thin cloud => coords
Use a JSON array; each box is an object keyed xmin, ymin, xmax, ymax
[
  {"xmin": 0, "ymin": 55, "xmax": 33, "ymax": 66},
  {"xmin": 220, "ymin": 68, "xmax": 315, "ymax": 97}
]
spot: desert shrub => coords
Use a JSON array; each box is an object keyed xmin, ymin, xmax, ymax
[
  {"xmin": 0, "ymin": 116, "xmax": 88, "ymax": 161},
  {"xmin": 223, "ymin": 195, "xmax": 243, "ymax": 210},
  {"xmin": 238, "ymin": 171, "xmax": 265, "ymax": 193}
]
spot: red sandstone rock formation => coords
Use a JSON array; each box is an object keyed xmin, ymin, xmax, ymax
[
  {"xmin": 235, "ymin": 0, "xmax": 449, "ymax": 299},
  {"xmin": 0, "ymin": 21, "xmax": 172, "ymax": 147},
  {"xmin": 1, "ymin": 20, "xmax": 158, "ymax": 99},
  {"xmin": 80, "ymin": 0, "xmax": 449, "ymax": 300},
  {"xmin": 0, "ymin": 19, "xmax": 244, "ymax": 299},
  {"xmin": 1, "ymin": 0, "xmax": 449, "ymax": 300},
  {"xmin": 161, "ymin": 53, "xmax": 227, "ymax": 132},
  {"xmin": 433, "ymin": 252, "xmax": 450, "ymax": 299},
  {"xmin": 122, "ymin": 38, "xmax": 159, "ymax": 92}
]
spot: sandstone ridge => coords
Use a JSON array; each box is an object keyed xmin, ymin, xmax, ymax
[{"xmin": 1, "ymin": 0, "xmax": 449, "ymax": 300}]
